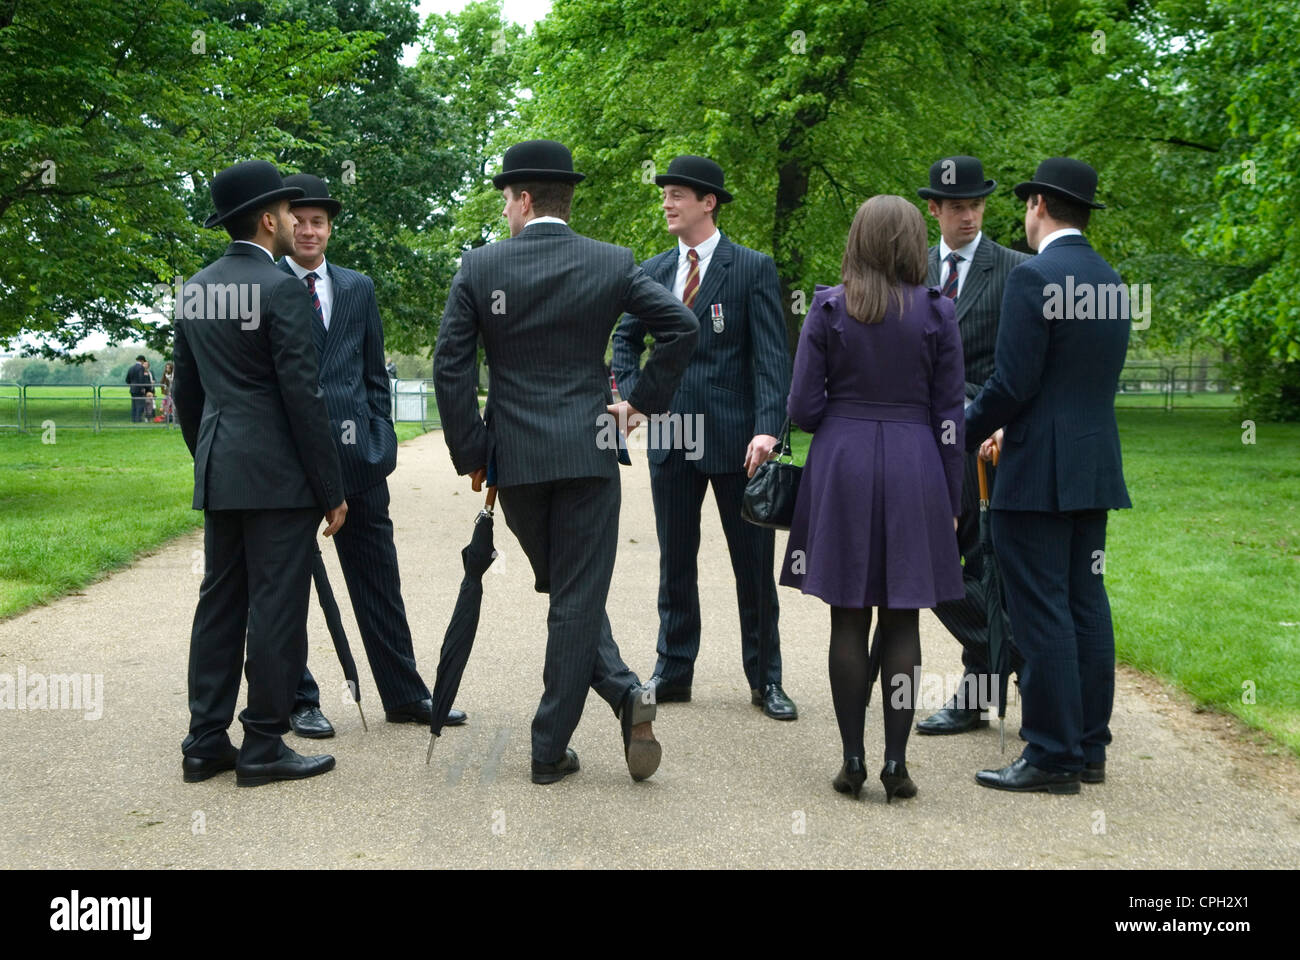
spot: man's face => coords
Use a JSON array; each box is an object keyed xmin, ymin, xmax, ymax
[
  {"xmin": 928, "ymin": 196, "xmax": 985, "ymax": 248},
  {"xmin": 291, "ymin": 206, "xmax": 332, "ymax": 265},
  {"xmin": 1024, "ymin": 195, "xmax": 1045, "ymax": 251},
  {"xmin": 502, "ymin": 186, "xmax": 528, "ymax": 237},
  {"xmin": 661, "ymin": 185, "xmax": 714, "ymax": 239},
  {"xmin": 268, "ymin": 200, "xmax": 297, "ymax": 259}
]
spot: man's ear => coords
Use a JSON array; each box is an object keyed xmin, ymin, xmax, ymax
[{"xmin": 927, "ymin": 199, "xmax": 941, "ymax": 218}]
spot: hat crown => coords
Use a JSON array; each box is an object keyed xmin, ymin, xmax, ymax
[
  {"xmin": 1014, "ymin": 157, "xmax": 1103, "ymax": 208},
  {"xmin": 493, "ymin": 139, "xmax": 584, "ymax": 188},
  {"xmin": 210, "ymin": 160, "xmax": 284, "ymax": 213},
  {"xmin": 918, "ymin": 155, "xmax": 996, "ymax": 200},
  {"xmin": 283, "ymin": 173, "xmax": 331, "ymax": 201},
  {"xmin": 654, "ymin": 154, "xmax": 733, "ymax": 202}
]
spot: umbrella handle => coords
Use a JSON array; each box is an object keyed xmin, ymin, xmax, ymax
[
  {"xmin": 485, "ymin": 486, "xmax": 497, "ymax": 512},
  {"xmin": 977, "ymin": 439, "xmax": 1000, "ymax": 503}
]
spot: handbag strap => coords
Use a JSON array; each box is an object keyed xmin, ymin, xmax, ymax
[{"xmin": 775, "ymin": 417, "xmax": 793, "ymax": 463}]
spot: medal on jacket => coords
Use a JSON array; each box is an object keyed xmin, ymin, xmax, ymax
[{"xmin": 711, "ymin": 303, "xmax": 725, "ymax": 334}]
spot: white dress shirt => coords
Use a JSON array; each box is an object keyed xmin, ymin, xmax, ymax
[
  {"xmin": 1037, "ymin": 227, "xmax": 1083, "ymax": 253},
  {"xmin": 286, "ymin": 256, "xmax": 333, "ymax": 329},
  {"xmin": 672, "ymin": 228, "xmax": 721, "ymax": 301},
  {"xmin": 523, "ymin": 216, "xmax": 569, "ymax": 229},
  {"xmin": 938, "ymin": 232, "xmax": 982, "ymax": 297}
]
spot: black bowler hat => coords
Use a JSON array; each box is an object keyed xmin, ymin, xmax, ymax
[
  {"xmin": 204, "ymin": 160, "xmax": 304, "ymax": 228},
  {"xmin": 917, "ymin": 155, "xmax": 996, "ymax": 200},
  {"xmin": 654, "ymin": 155, "xmax": 733, "ymax": 203},
  {"xmin": 283, "ymin": 173, "xmax": 341, "ymax": 218},
  {"xmin": 492, "ymin": 139, "xmax": 585, "ymax": 189},
  {"xmin": 1014, "ymin": 157, "xmax": 1105, "ymax": 209}
]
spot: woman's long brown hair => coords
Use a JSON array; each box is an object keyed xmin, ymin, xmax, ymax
[{"xmin": 841, "ymin": 195, "xmax": 928, "ymax": 324}]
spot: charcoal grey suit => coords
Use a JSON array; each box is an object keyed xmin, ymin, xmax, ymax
[{"xmin": 434, "ymin": 220, "xmax": 698, "ymax": 763}]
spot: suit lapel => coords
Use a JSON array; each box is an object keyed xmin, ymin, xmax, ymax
[
  {"xmin": 280, "ymin": 258, "xmax": 327, "ymax": 357},
  {"xmin": 322, "ymin": 265, "xmax": 348, "ymax": 366},
  {"xmin": 926, "ymin": 245, "xmax": 940, "ymax": 287},
  {"xmin": 955, "ymin": 236, "xmax": 994, "ymax": 324},
  {"xmin": 653, "ymin": 249, "xmax": 677, "ymax": 289},
  {"xmin": 691, "ymin": 234, "xmax": 731, "ymax": 319}
]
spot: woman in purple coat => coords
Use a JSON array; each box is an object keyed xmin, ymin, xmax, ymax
[{"xmin": 780, "ymin": 195, "xmax": 965, "ymax": 801}]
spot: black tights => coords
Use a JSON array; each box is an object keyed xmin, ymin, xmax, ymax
[{"xmin": 829, "ymin": 606, "xmax": 920, "ymax": 764}]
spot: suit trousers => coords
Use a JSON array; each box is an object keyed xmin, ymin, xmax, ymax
[
  {"xmin": 991, "ymin": 508, "xmax": 1115, "ymax": 772},
  {"xmin": 497, "ymin": 475, "xmax": 639, "ymax": 764},
  {"xmin": 182, "ymin": 507, "xmax": 321, "ymax": 763},
  {"xmin": 649, "ymin": 445, "xmax": 782, "ymax": 689},
  {"xmin": 295, "ymin": 479, "xmax": 430, "ymax": 712}
]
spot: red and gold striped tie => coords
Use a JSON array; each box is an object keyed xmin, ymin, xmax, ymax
[{"xmin": 682, "ymin": 248, "xmax": 701, "ymax": 308}]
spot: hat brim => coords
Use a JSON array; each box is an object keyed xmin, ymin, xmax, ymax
[
  {"xmin": 288, "ymin": 197, "xmax": 342, "ymax": 218},
  {"xmin": 917, "ymin": 179, "xmax": 996, "ymax": 201},
  {"xmin": 654, "ymin": 174, "xmax": 733, "ymax": 203},
  {"xmin": 492, "ymin": 169, "xmax": 585, "ymax": 189},
  {"xmin": 204, "ymin": 186, "xmax": 305, "ymax": 228},
  {"xmin": 1013, "ymin": 180, "xmax": 1105, "ymax": 209}
]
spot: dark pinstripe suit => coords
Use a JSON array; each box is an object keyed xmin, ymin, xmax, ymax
[
  {"xmin": 434, "ymin": 220, "xmax": 698, "ymax": 764},
  {"xmin": 279, "ymin": 258, "xmax": 430, "ymax": 712},
  {"xmin": 611, "ymin": 234, "xmax": 790, "ymax": 689},
  {"xmin": 926, "ymin": 235, "xmax": 1029, "ymax": 680},
  {"xmin": 172, "ymin": 242, "xmax": 343, "ymax": 763},
  {"xmin": 966, "ymin": 233, "xmax": 1131, "ymax": 772}
]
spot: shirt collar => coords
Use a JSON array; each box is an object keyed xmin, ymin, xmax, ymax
[
  {"xmin": 678, "ymin": 227, "xmax": 721, "ymax": 261},
  {"xmin": 1037, "ymin": 227, "xmax": 1082, "ymax": 252},
  {"xmin": 233, "ymin": 240, "xmax": 276, "ymax": 262},
  {"xmin": 938, "ymin": 231, "xmax": 981, "ymax": 264},
  {"xmin": 523, "ymin": 216, "xmax": 569, "ymax": 229},
  {"xmin": 286, "ymin": 255, "xmax": 329, "ymax": 280}
]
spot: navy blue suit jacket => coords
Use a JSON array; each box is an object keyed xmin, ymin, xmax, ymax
[
  {"xmin": 280, "ymin": 258, "xmax": 397, "ymax": 497},
  {"xmin": 611, "ymin": 233, "xmax": 790, "ymax": 474},
  {"xmin": 965, "ymin": 235, "xmax": 1132, "ymax": 513}
]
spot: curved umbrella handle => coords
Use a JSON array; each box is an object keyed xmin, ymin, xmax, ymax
[{"xmin": 485, "ymin": 486, "xmax": 497, "ymax": 512}]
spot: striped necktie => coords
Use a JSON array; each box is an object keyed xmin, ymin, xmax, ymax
[
  {"xmin": 305, "ymin": 271, "xmax": 326, "ymax": 328},
  {"xmin": 682, "ymin": 248, "xmax": 701, "ymax": 308},
  {"xmin": 941, "ymin": 252, "xmax": 963, "ymax": 299}
]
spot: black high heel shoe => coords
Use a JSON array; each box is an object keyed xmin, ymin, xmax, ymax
[
  {"xmin": 880, "ymin": 760, "xmax": 917, "ymax": 803},
  {"xmin": 833, "ymin": 757, "xmax": 867, "ymax": 798}
]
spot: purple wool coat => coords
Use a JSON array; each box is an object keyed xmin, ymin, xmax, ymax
[{"xmin": 779, "ymin": 283, "xmax": 965, "ymax": 609}]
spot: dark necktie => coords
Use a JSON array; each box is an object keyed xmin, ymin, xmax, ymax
[
  {"xmin": 941, "ymin": 252, "xmax": 963, "ymax": 299},
  {"xmin": 305, "ymin": 272, "xmax": 325, "ymax": 327},
  {"xmin": 682, "ymin": 248, "xmax": 701, "ymax": 308}
]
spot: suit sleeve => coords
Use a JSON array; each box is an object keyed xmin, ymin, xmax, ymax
[
  {"xmin": 965, "ymin": 263, "xmax": 1050, "ymax": 450},
  {"xmin": 748, "ymin": 254, "xmax": 791, "ymax": 437},
  {"xmin": 610, "ymin": 275, "xmax": 650, "ymax": 402},
  {"xmin": 170, "ymin": 322, "xmax": 202, "ymax": 458},
  {"xmin": 930, "ymin": 295, "xmax": 966, "ymax": 516},
  {"xmin": 268, "ymin": 277, "xmax": 344, "ymax": 510},
  {"xmin": 787, "ymin": 299, "xmax": 828, "ymax": 433},
  {"xmin": 360, "ymin": 278, "xmax": 394, "ymax": 423},
  {"xmin": 433, "ymin": 263, "xmax": 489, "ymax": 475},
  {"xmin": 618, "ymin": 255, "xmax": 699, "ymax": 415}
]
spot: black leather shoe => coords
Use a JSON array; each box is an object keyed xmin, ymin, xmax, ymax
[
  {"xmin": 236, "ymin": 748, "xmax": 335, "ymax": 787},
  {"xmin": 975, "ymin": 756, "xmax": 1080, "ymax": 794},
  {"xmin": 1082, "ymin": 761, "xmax": 1105, "ymax": 784},
  {"xmin": 880, "ymin": 760, "xmax": 918, "ymax": 803},
  {"xmin": 916, "ymin": 695, "xmax": 988, "ymax": 735},
  {"xmin": 531, "ymin": 748, "xmax": 580, "ymax": 784},
  {"xmin": 832, "ymin": 757, "xmax": 866, "ymax": 798},
  {"xmin": 385, "ymin": 698, "xmax": 468, "ymax": 726},
  {"xmin": 182, "ymin": 745, "xmax": 238, "ymax": 783},
  {"xmin": 620, "ymin": 684, "xmax": 661, "ymax": 781},
  {"xmin": 751, "ymin": 683, "xmax": 798, "ymax": 720},
  {"xmin": 648, "ymin": 675, "xmax": 691, "ymax": 703},
  {"xmin": 290, "ymin": 705, "xmax": 335, "ymax": 739}
]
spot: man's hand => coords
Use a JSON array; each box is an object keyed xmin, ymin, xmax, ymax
[
  {"xmin": 323, "ymin": 500, "xmax": 348, "ymax": 537},
  {"xmin": 954, "ymin": 516, "xmax": 959, "ymax": 533},
  {"xmin": 979, "ymin": 428, "xmax": 1004, "ymax": 463},
  {"xmin": 606, "ymin": 400, "xmax": 647, "ymax": 439},
  {"xmin": 469, "ymin": 466, "xmax": 487, "ymax": 492},
  {"xmin": 744, "ymin": 434, "xmax": 781, "ymax": 478}
]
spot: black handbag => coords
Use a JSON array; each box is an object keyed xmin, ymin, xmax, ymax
[{"xmin": 741, "ymin": 420, "xmax": 802, "ymax": 530}]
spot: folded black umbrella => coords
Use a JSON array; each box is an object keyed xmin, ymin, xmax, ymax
[
  {"xmin": 977, "ymin": 447, "xmax": 1014, "ymax": 751},
  {"xmin": 426, "ymin": 487, "xmax": 498, "ymax": 762},
  {"xmin": 312, "ymin": 544, "xmax": 367, "ymax": 731}
]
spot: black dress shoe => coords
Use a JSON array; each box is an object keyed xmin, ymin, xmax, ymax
[
  {"xmin": 751, "ymin": 683, "xmax": 798, "ymax": 720},
  {"xmin": 832, "ymin": 757, "xmax": 866, "ymax": 798},
  {"xmin": 975, "ymin": 756, "xmax": 1080, "ymax": 794},
  {"xmin": 290, "ymin": 705, "xmax": 335, "ymax": 739},
  {"xmin": 385, "ymin": 698, "xmax": 468, "ymax": 726},
  {"xmin": 531, "ymin": 748, "xmax": 580, "ymax": 785},
  {"xmin": 182, "ymin": 745, "xmax": 238, "ymax": 783},
  {"xmin": 1082, "ymin": 761, "xmax": 1105, "ymax": 784},
  {"xmin": 648, "ymin": 675, "xmax": 691, "ymax": 703},
  {"xmin": 620, "ymin": 684, "xmax": 661, "ymax": 781},
  {"xmin": 236, "ymin": 748, "xmax": 336, "ymax": 787},
  {"xmin": 880, "ymin": 760, "xmax": 917, "ymax": 803},
  {"xmin": 916, "ymin": 695, "xmax": 987, "ymax": 735}
]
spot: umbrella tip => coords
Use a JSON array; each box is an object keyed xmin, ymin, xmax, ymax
[
  {"xmin": 356, "ymin": 701, "xmax": 368, "ymax": 732},
  {"xmin": 425, "ymin": 733, "xmax": 438, "ymax": 764}
]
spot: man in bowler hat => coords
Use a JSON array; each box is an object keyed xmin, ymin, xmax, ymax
[
  {"xmin": 172, "ymin": 160, "xmax": 347, "ymax": 787},
  {"xmin": 611, "ymin": 155, "xmax": 796, "ymax": 720},
  {"xmin": 275, "ymin": 173, "xmax": 467, "ymax": 739},
  {"xmin": 914, "ymin": 155, "xmax": 1030, "ymax": 735},
  {"xmin": 966, "ymin": 157, "xmax": 1131, "ymax": 793},
  {"xmin": 434, "ymin": 139, "xmax": 699, "ymax": 784}
]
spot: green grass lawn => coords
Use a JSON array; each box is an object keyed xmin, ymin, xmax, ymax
[{"xmin": 790, "ymin": 409, "xmax": 1300, "ymax": 752}]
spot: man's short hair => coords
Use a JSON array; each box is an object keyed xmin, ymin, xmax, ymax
[
  {"xmin": 135, "ymin": 354, "xmax": 146, "ymax": 362},
  {"xmin": 690, "ymin": 187, "xmax": 721, "ymax": 223},
  {"xmin": 1037, "ymin": 192, "xmax": 1091, "ymax": 231},
  {"xmin": 510, "ymin": 181, "xmax": 574, "ymax": 220},
  {"xmin": 224, "ymin": 201, "xmax": 281, "ymax": 242}
]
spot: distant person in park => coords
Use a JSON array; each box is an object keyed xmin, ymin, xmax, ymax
[
  {"xmin": 385, "ymin": 357, "xmax": 398, "ymax": 380},
  {"xmin": 611, "ymin": 155, "xmax": 796, "ymax": 721},
  {"xmin": 915, "ymin": 156, "xmax": 1032, "ymax": 737},
  {"xmin": 159, "ymin": 360, "xmax": 175, "ymax": 423},
  {"xmin": 172, "ymin": 159, "xmax": 346, "ymax": 788},
  {"xmin": 277, "ymin": 172, "xmax": 465, "ymax": 738},
  {"xmin": 143, "ymin": 387, "xmax": 156, "ymax": 421},
  {"xmin": 435, "ymin": 139, "xmax": 698, "ymax": 784},
  {"xmin": 125, "ymin": 355, "xmax": 152, "ymax": 422},
  {"xmin": 780, "ymin": 195, "xmax": 965, "ymax": 801},
  {"xmin": 965, "ymin": 158, "xmax": 1131, "ymax": 794}
]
